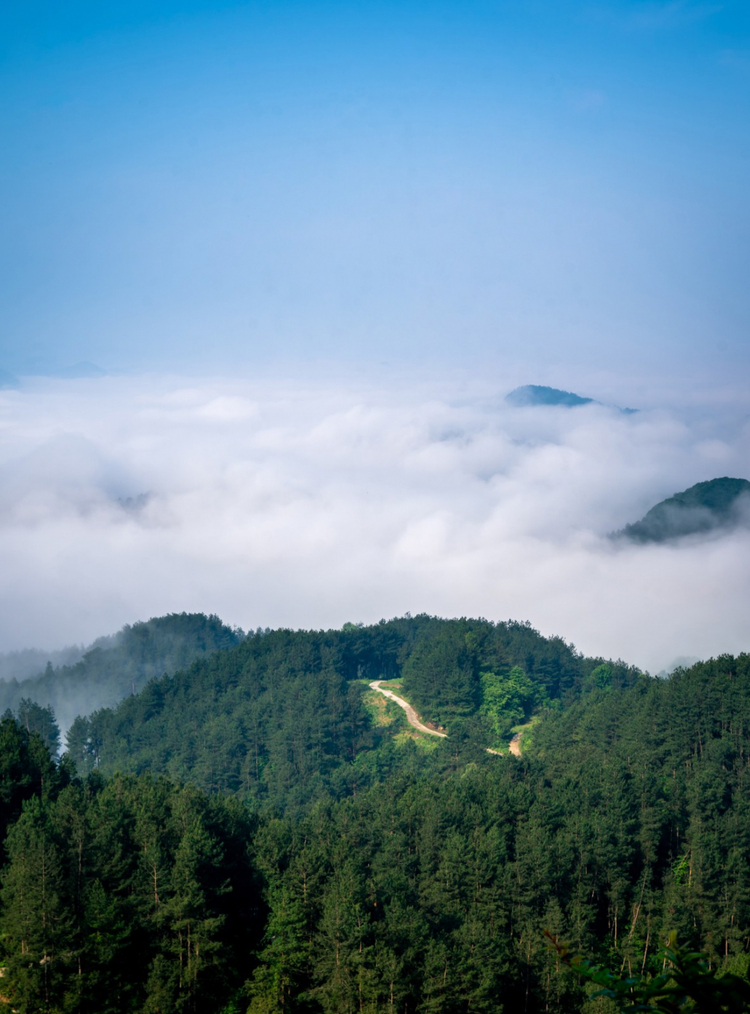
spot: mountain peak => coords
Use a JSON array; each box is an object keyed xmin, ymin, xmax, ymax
[
  {"xmin": 505, "ymin": 385, "xmax": 594, "ymax": 408},
  {"xmin": 615, "ymin": 477, "xmax": 750, "ymax": 544}
]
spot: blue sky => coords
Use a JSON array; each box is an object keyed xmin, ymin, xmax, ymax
[
  {"xmin": 1, "ymin": 3, "xmax": 749, "ymax": 662},
  {"xmin": 2, "ymin": 0, "xmax": 749, "ymax": 379}
]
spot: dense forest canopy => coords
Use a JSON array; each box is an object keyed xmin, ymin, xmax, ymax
[
  {"xmin": 1, "ymin": 614, "xmax": 749, "ymax": 1012},
  {"xmin": 63, "ymin": 615, "xmax": 639, "ymax": 813}
]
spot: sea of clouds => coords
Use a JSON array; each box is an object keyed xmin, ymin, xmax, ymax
[{"xmin": 0, "ymin": 369, "xmax": 748, "ymax": 674}]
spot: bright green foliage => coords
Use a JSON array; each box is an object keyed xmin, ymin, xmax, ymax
[
  {"xmin": 480, "ymin": 665, "xmax": 538, "ymax": 738},
  {"xmin": 585, "ymin": 664, "xmax": 614, "ymax": 691}
]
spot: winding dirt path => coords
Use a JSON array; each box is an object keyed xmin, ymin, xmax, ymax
[
  {"xmin": 369, "ymin": 681, "xmax": 448, "ymax": 737},
  {"xmin": 369, "ymin": 680, "xmax": 523, "ymax": 757}
]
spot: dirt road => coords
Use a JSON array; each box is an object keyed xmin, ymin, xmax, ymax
[
  {"xmin": 369, "ymin": 680, "xmax": 524, "ymax": 757},
  {"xmin": 369, "ymin": 681, "xmax": 448, "ymax": 737}
]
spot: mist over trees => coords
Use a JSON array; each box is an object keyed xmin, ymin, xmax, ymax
[
  {"xmin": 0, "ymin": 645, "xmax": 86, "ymax": 684},
  {"xmin": 0, "ymin": 612, "xmax": 243, "ymax": 737},
  {"xmin": 614, "ymin": 477, "xmax": 750, "ymax": 544}
]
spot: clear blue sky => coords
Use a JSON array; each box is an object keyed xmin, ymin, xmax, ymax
[{"xmin": 2, "ymin": 0, "xmax": 749, "ymax": 378}]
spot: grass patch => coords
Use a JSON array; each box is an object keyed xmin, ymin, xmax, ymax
[
  {"xmin": 361, "ymin": 681, "xmax": 440, "ymax": 750},
  {"xmin": 362, "ymin": 690, "xmax": 437, "ymax": 749},
  {"xmin": 362, "ymin": 689, "xmax": 402, "ymax": 728},
  {"xmin": 510, "ymin": 714, "xmax": 542, "ymax": 754},
  {"xmin": 394, "ymin": 729, "xmax": 441, "ymax": 751}
]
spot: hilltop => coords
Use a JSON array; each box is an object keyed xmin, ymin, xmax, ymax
[
  {"xmin": 64, "ymin": 614, "xmax": 640, "ymax": 813},
  {"xmin": 615, "ymin": 476, "xmax": 750, "ymax": 543},
  {"xmin": 505, "ymin": 384, "xmax": 637, "ymax": 413},
  {"xmin": 1, "ymin": 614, "xmax": 750, "ymax": 1012},
  {"xmin": 505, "ymin": 384, "xmax": 594, "ymax": 407}
]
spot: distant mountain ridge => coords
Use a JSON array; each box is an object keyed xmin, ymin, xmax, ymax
[
  {"xmin": 506, "ymin": 384, "xmax": 593, "ymax": 407},
  {"xmin": 0, "ymin": 612, "xmax": 243, "ymax": 734},
  {"xmin": 615, "ymin": 476, "xmax": 750, "ymax": 544},
  {"xmin": 506, "ymin": 384, "xmax": 636, "ymax": 412}
]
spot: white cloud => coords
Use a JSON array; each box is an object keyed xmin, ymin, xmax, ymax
[{"xmin": 0, "ymin": 370, "xmax": 747, "ymax": 674}]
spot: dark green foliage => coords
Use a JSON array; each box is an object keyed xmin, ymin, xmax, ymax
[
  {"xmin": 0, "ymin": 772, "xmax": 263, "ymax": 1014},
  {"xmin": 246, "ymin": 764, "xmax": 533, "ymax": 1012},
  {"xmin": 0, "ymin": 712, "xmax": 67, "ymax": 854},
  {"xmin": 243, "ymin": 652, "xmax": 750, "ymax": 1012},
  {"xmin": 3, "ymin": 618, "xmax": 750, "ymax": 1013},
  {"xmin": 15, "ymin": 698, "xmax": 60, "ymax": 755},
  {"xmin": 399, "ymin": 617, "xmax": 634, "ymax": 732},
  {"xmin": 71, "ymin": 628, "xmax": 376, "ymax": 811},
  {"xmin": 401, "ymin": 623, "xmax": 478, "ymax": 724},
  {"xmin": 549, "ymin": 930, "xmax": 750, "ymax": 1012},
  {"xmin": 67, "ymin": 617, "xmax": 627, "ymax": 813},
  {"xmin": 0, "ymin": 612, "xmax": 243, "ymax": 732},
  {"xmin": 616, "ymin": 477, "xmax": 750, "ymax": 543}
]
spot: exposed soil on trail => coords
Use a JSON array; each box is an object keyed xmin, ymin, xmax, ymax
[
  {"xmin": 368, "ymin": 681, "xmax": 447, "ymax": 737},
  {"xmin": 369, "ymin": 681, "xmax": 523, "ymax": 757}
]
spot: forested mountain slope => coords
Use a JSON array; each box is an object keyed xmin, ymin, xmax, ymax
[
  {"xmin": 3, "ymin": 652, "xmax": 750, "ymax": 1012},
  {"xmin": 245, "ymin": 652, "xmax": 750, "ymax": 1012},
  {"xmin": 65, "ymin": 616, "xmax": 640, "ymax": 814},
  {"xmin": 0, "ymin": 714, "xmax": 262, "ymax": 1014},
  {"xmin": 615, "ymin": 476, "xmax": 750, "ymax": 543},
  {"xmin": 0, "ymin": 612, "xmax": 242, "ymax": 734}
]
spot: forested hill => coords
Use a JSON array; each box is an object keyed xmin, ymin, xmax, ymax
[
  {"xmin": 3, "ymin": 651, "xmax": 750, "ymax": 1012},
  {"xmin": 0, "ymin": 612, "xmax": 242, "ymax": 735},
  {"xmin": 615, "ymin": 476, "xmax": 750, "ymax": 543},
  {"xmin": 65, "ymin": 615, "xmax": 640, "ymax": 814},
  {"xmin": 242, "ymin": 651, "xmax": 750, "ymax": 1013}
]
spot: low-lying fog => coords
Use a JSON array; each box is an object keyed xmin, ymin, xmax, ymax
[{"xmin": 0, "ymin": 370, "xmax": 748, "ymax": 675}]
